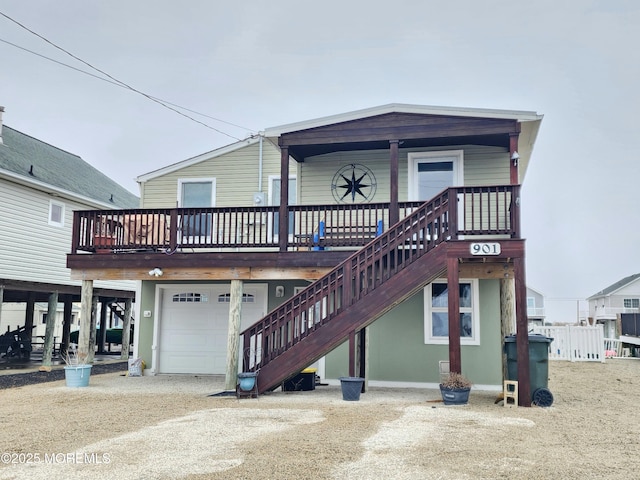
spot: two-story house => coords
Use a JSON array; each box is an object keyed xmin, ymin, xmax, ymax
[
  {"xmin": 0, "ymin": 106, "xmax": 138, "ymax": 361},
  {"xmin": 586, "ymin": 273, "xmax": 640, "ymax": 342},
  {"xmin": 67, "ymin": 104, "xmax": 543, "ymax": 405}
]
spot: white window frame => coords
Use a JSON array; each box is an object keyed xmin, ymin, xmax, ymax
[
  {"xmin": 268, "ymin": 174, "xmax": 297, "ymax": 241},
  {"xmin": 407, "ymin": 150, "xmax": 464, "ymax": 201},
  {"xmin": 424, "ymin": 278, "xmax": 480, "ymax": 345},
  {"xmin": 48, "ymin": 199, "xmax": 65, "ymax": 227},
  {"xmin": 623, "ymin": 298, "xmax": 639, "ymax": 309},
  {"xmin": 177, "ymin": 178, "xmax": 216, "ymax": 242}
]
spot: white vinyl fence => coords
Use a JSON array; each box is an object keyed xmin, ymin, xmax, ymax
[{"xmin": 531, "ymin": 325, "xmax": 605, "ymax": 362}]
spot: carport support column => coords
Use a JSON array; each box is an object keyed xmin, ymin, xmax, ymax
[
  {"xmin": 78, "ymin": 280, "xmax": 94, "ymax": 362},
  {"xmin": 120, "ymin": 299, "xmax": 133, "ymax": 360},
  {"xmin": 225, "ymin": 280, "xmax": 243, "ymax": 391},
  {"xmin": 41, "ymin": 291, "xmax": 58, "ymax": 368},
  {"xmin": 447, "ymin": 257, "xmax": 462, "ymax": 374},
  {"xmin": 500, "ymin": 278, "xmax": 516, "ymax": 382},
  {"xmin": 87, "ymin": 294, "xmax": 98, "ymax": 363},
  {"xmin": 514, "ymin": 257, "xmax": 531, "ymax": 407}
]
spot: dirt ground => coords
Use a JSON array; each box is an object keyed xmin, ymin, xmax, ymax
[{"xmin": 0, "ymin": 359, "xmax": 639, "ymax": 479}]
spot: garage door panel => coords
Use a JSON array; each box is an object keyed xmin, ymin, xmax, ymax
[{"xmin": 158, "ymin": 285, "xmax": 266, "ymax": 374}]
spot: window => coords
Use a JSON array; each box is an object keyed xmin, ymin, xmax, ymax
[
  {"xmin": 424, "ymin": 279, "xmax": 479, "ymax": 345},
  {"xmin": 172, "ymin": 292, "xmax": 207, "ymax": 303},
  {"xmin": 408, "ymin": 151, "xmax": 464, "ymax": 201},
  {"xmin": 269, "ymin": 175, "xmax": 297, "ymax": 240},
  {"xmin": 177, "ymin": 179, "xmax": 215, "ymax": 239},
  {"xmin": 48, "ymin": 200, "xmax": 65, "ymax": 227},
  {"xmin": 623, "ymin": 298, "xmax": 639, "ymax": 309},
  {"xmin": 217, "ymin": 293, "xmax": 255, "ymax": 303}
]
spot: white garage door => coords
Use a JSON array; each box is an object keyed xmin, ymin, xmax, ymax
[{"xmin": 158, "ymin": 285, "xmax": 266, "ymax": 374}]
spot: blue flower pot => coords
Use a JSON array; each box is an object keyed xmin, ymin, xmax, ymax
[
  {"xmin": 64, "ymin": 365, "xmax": 92, "ymax": 388},
  {"xmin": 237, "ymin": 371, "xmax": 258, "ymax": 391}
]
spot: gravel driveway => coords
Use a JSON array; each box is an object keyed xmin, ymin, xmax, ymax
[{"xmin": 0, "ymin": 359, "xmax": 639, "ymax": 479}]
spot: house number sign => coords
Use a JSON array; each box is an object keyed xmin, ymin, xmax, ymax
[{"xmin": 470, "ymin": 242, "xmax": 501, "ymax": 256}]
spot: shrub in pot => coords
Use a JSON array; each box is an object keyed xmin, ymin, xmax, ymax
[{"xmin": 439, "ymin": 372, "xmax": 472, "ymax": 405}]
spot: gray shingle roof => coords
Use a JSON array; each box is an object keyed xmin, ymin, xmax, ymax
[
  {"xmin": 0, "ymin": 125, "xmax": 139, "ymax": 208},
  {"xmin": 587, "ymin": 273, "xmax": 640, "ymax": 299}
]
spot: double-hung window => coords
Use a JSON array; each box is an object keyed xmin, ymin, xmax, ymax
[{"xmin": 424, "ymin": 279, "xmax": 479, "ymax": 345}]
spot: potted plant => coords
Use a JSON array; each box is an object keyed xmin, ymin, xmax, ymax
[
  {"xmin": 61, "ymin": 344, "xmax": 92, "ymax": 387},
  {"xmin": 439, "ymin": 372, "xmax": 472, "ymax": 405}
]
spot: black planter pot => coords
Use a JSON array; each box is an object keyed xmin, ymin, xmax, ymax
[{"xmin": 439, "ymin": 385, "xmax": 470, "ymax": 405}]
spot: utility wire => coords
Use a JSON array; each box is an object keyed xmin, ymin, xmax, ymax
[{"xmin": 0, "ymin": 11, "xmax": 256, "ymax": 140}]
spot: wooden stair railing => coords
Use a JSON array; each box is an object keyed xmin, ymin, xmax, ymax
[{"xmin": 241, "ymin": 189, "xmax": 454, "ymax": 393}]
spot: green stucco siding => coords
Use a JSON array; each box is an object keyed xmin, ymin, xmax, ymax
[{"xmin": 324, "ymin": 279, "xmax": 502, "ymax": 386}]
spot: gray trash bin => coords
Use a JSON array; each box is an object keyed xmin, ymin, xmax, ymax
[{"xmin": 504, "ymin": 334, "xmax": 554, "ymax": 406}]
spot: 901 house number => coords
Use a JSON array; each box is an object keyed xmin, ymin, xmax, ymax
[{"xmin": 470, "ymin": 242, "xmax": 501, "ymax": 256}]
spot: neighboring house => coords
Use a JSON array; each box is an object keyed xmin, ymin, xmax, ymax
[
  {"xmin": 1, "ymin": 302, "xmax": 80, "ymax": 347},
  {"xmin": 526, "ymin": 287, "xmax": 546, "ymax": 327},
  {"xmin": 67, "ymin": 103, "xmax": 543, "ymax": 405},
  {"xmin": 586, "ymin": 273, "xmax": 640, "ymax": 342},
  {"xmin": 0, "ymin": 106, "xmax": 138, "ymax": 353}
]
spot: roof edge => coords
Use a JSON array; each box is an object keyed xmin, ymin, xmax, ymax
[
  {"xmin": 136, "ymin": 136, "xmax": 260, "ymax": 183},
  {"xmin": 264, "ymin": 103, "xmax": 544, "ymax": 137}
]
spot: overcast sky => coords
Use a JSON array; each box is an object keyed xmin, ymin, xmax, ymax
[{"xmin": 1, "ymin": 0, "xmax": 638, "ymax": 319}]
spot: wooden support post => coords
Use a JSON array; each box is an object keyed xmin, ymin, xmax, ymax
[
  {"xmin": 356, "ymin": 328, "xmax": 368, "ymax": 391},
  {"xmin": 78, "ymin": 280, "xmax": 93, "ymax": 362},
  {"xmin": 87, "ymin": 294, "xmax": 98, "ymax": 363},
  {"xmin": 120, "ymin": 299, "xmax": 133, "ymax": 360},
  {"xmin": 225, "ymin": 280, "xmax": 243, "ymax": 391},
  {"xmin": 447, "ymin": 256, "xmax": 462, "ymax": 374},
  {"xmin": 514, "ymin": 257, "xmax": 531, "ymax": 407},
  {"xmin": 389, "ymin": 140, "xmax": 399, "ymax": 226},
  {"xmin": 0, "ymin": 286, "xmax": 3, "ymax": 324},
  {"xmin": 61, "ymin": 296, "xmax": 72, "ymax": 355},
  {"xmin": 97, "ymin": 299, "xmax": 108, "ymax": 354},
  {"xmin": 509, "ymin": 131, "xmax": 520, "ymax": 185},
  {"xmin": 500, "ymin": 278, "xmax": 516, "ymax": 382},
  {"xmin": 41, "ymin": 291, "xmax": 58, "ymax": 368},
  {"xmin": 24, "ymin": 292, "xmax": 35, "ymax": 345},
  {"xmin": 278, "ymin": 147, "xmax": 289, "ymax": 252},
  {"xmin": 348, "ymin": 330, "xmax": 356, "ymax": 377}
]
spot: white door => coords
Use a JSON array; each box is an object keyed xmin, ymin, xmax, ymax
[{"xmin": 157, "ymin": 285, "xmax": 266, "ymax": 374}]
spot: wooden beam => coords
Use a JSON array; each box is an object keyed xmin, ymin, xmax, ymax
[
  {"xmin": 509, "ymin": 131, "xmax": 520, "ymax": 184},
  {"xmin": 120, "ymin": 299, "xmax": 133, "ymax": 360},
  {"xmin": 70, "ymin": 266, "xmax": 333, "ymax": 282},
  {"xmin": 500, "ymin": 278, "xmax": 516, "ymax": 382},
  {"xmin": 458, "ymin": 262, "xmax": 513, "ymax": 279},
  {"xmin": 61, "ymin": 296, "xmax": 72, "ymax": 355},
  {"xmin": 88, "ymin": 294, "xmax": 98, "ymax": 363},
  {"xmin": 41, "ymin": 291, "xmax": 58, "ymax": 368},
  {"xmin": 447, "ymin": 256, "xmax": 461, "ymax": 374},
  {"xmin": 348, "ymin": 330, "xmax": 356, "ymax": 377},
  {"xmin": 279, "ymin": 147, "xmax": 289, "ymax": 252},
  {"xmin": 225, "ymin": 280, "xmax": 243, "ymax": 391},
  {"xmin": 79, "ymin": 280, "xmax": 93, "ymax": 362},
  {"xmin": 389, "ymin": 140, "xmax": 399, "ymax": 226},
  {"xmin": 514, "ymin": 257, "xmax": 531, "ymax": 406}
]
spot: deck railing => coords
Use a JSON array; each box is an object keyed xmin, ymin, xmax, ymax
[
  {"xmin": 71, "ymin": 185, "xmax": 519, "ymax": 253},
  {"xmin": 241, "ymin": 187, "xmax": 454, "ymax": 375}
]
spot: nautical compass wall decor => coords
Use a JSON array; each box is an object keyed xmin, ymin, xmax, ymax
[{"xmin": 331, "ymin": 164, "xmax": 377, "ymax": 203}]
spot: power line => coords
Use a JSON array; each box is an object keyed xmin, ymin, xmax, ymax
[{"xmin": 0, "ymin": 11, "xmax": 256, "ymax": 140}]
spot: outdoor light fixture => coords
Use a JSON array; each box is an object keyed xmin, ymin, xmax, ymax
[
  {"xmin": 511, "ymin": 151, "xmax": 520, "ymax": 166},
  {"xmin": 148, "ymin": 267, "xmax": 163, "ymax": 277}
]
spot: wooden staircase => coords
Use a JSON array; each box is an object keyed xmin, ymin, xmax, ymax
[{"xmin": 241, "ymin": 189, "xmax": 457, "ymax": 394}]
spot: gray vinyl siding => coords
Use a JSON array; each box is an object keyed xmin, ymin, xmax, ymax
[
  {"xmin": 299, "ymin": 145, "xmax": 510, "ymax": 205},
  {"xmin": 140, "ymin": 141, "xmax": 288, "ymax": 209},
  {"xmin": 0, "ymin": 178, "xmax": 135, "ymax": 291}
]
